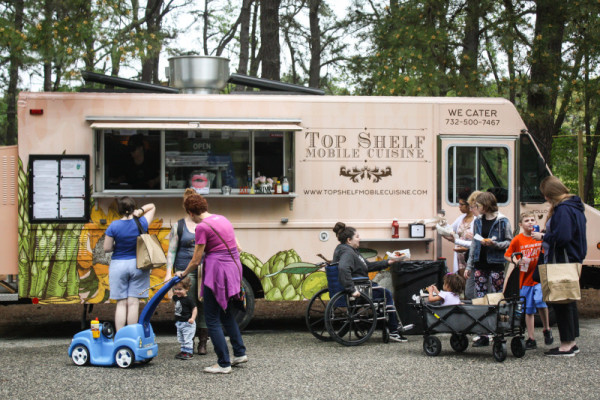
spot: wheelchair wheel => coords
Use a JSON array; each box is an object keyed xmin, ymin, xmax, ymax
[
  {"xmin": 305, "ymin": 288, "xmax": 331, "ymax": 341},
  {"xmin": 493, "ymin": 339, "xmax": 507, "ymax": 362},
  {"xmin": 510, "ymin": 336, "xmax": 526, "ymax": 358},
  {"xmin": 324, "ymin": 291, "xmax": 377, "ymax": 346},
  {"xmin": 449, "ymin": 333, "xmax": 469, "ymax": 353},
  {"xmin": 423, "ymin": 335, "xmax": 442, "ymax": 356}
]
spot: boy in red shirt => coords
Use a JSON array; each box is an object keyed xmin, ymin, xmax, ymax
[{"xmin": 504, "ymin": 213, "xmax": 553, "ymax": 350}]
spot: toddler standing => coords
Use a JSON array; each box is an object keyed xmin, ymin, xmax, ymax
[{"xmin": 173, "ymin": 277, "xmax": 198, "ymax": 360}]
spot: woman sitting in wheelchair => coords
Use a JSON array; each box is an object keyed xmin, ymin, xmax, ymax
[{"xmin": 332, "ymin": 222, "xmax": 409, "ymax": 343}]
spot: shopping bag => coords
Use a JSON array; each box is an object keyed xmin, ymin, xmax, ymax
[
  {"xmin": 136, "ymin": 233, "xmax": 167, "ymax": 270},
  {"xmin": 538, "ymin": 262, "xmax": 581, "ymax": 303},
  {"xmin": 133, "ymin": 217, "xmax": 167, "ymax": 270}
]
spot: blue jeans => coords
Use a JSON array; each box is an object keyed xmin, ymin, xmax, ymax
[
  {"xmin": 175, "ymin": 321, "xmax": 196, "ymax": 353},
  {"xmin": 371, "ymin": 283, "xmax": 399, "ymax": 332},
  {"xmin": 203, "ymin": 285, "xmax": 246, "ymax": 367}
]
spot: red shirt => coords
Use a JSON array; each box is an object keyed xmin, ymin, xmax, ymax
[{"xmin": 505, "ymin": 234, "xmax": 542, "ymax": 287}]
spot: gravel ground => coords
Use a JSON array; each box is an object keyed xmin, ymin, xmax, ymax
[{"xmin": 1, "ymin": 318, "xmax": 599, "ymax": 399}]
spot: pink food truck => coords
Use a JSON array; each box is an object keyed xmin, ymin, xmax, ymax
[{"xmin": 1, "ymin": 56, "xmax": 599, "ymax": 328}]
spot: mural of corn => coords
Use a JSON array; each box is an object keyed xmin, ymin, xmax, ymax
[{"xmin": 17, "ymin": 160, "xmax": 82, "ymax": 303}]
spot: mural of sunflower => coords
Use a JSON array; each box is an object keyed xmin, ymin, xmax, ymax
[{"xmin": 77, "ymin": 200, "xmax": 170, "ymax": 304}]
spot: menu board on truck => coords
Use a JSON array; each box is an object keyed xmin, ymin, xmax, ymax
[{"xmin": 28, "ymin": 155, "xmax": 90, "ymax": 223}]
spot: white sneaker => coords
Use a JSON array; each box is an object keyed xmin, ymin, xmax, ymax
[
  {"xmin": 231, "ymin": 355, "xmax": 248, "ymax": 366},
  {"xmin": 203, "ymin": 364, "xmax": 232, "ymax": 374}
]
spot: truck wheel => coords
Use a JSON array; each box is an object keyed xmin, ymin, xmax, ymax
[
  {"xmin": 232, "ymin": 277, "xmax": 255, "ymax": 331},
  {"xmin": 71, "ymin": 345, "xmax": 89, "ymax": 366},
  {"xmin": 115, "ymin": 347, "xmax": 134, "ymax": 368}
]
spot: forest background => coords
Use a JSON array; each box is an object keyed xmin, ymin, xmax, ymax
[{"xmin": 1, "ymin": 0, "xmax": 599, "ymax": 207}]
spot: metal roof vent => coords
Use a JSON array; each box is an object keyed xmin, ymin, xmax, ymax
[{"xmin": 167, "ymin": 56, "xmax": 230, "ymax": 94}]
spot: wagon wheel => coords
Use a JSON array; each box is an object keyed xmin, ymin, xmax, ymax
[
  {"xmin": 510, "ymin": 337, "xmax": 526, "ymax": 358},
  {"xmin": 423, "ymin": 335, "xmax": 442, "ymax": 356},
  {"xmin": 449, "ymin": 333, "xmax": 469, "ymax": 353},
  {"xmin": 324, "ymin": 291, "xmax": 376, "ymax": 346},
  {"xmin": 493, "ymin": 340, "xmax": 507, "ymax": 362},
  {"xmin": 305, "ymin": 288, "xmax": 331, "ymax": 341}
]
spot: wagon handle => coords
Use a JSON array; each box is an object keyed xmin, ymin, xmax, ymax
[{"xmin": 510, "ymin": 252, "xmax": 523, "ymax": 265}]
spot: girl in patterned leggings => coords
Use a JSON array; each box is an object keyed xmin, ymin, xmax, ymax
[{"xmin": 465, "ymin": 192, "xmax": 513, "ymax": 346}]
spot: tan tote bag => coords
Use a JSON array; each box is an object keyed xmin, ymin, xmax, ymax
[
  {"xmin": 538, "ymin": 250, "xmax": 582, "ymax": 304},
  {"xmin": 134, "ymin": 217, "xmax": 167, "ymax": 270}
]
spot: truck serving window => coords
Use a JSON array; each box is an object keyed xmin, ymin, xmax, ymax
[
  {"xmin": 98, "ymin": 128, "xmax": 294, "ymax": 193},
  {"xmin": 447, "ymin": 146, "xmax": 509, "ymax": 204}
]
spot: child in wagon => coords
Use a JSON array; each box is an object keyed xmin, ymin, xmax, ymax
[{"xmin": 427, "ymin": 273, "xmax": 465, "ymax": 305}]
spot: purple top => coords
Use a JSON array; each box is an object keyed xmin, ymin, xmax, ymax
[{"xmin": 195, "ymin": 214, "xmax": 241, "ymax": 310}]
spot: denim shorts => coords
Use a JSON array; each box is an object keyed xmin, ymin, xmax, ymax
[
  {"xmin": 520, "ymin": 283, "xmax": 547, "ymax": 314},
  {"xmin": 109, "ymin": 258, "xmax": 150, "ymax": 300}
]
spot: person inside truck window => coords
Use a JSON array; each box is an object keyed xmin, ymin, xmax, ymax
[
  {"xmin": 332, "ymin": 222, "xmax": 409, "ymax": 343},
  {"xmin": 465, "ymin": 192, "xmax": 513, "ymax": 347},
  {"xmin": 125, "ymin": 134, "xmax": 160, "ymax": 189}
]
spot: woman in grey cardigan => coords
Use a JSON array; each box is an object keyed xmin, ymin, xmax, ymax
[{"xmin": 332, "ymin": 222, "xmax": 408, "ymax": 342}]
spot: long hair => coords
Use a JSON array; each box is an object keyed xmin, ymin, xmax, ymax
[{"xmin": 540, "ymin": 176, "xmax": 573, "ymax": 219}]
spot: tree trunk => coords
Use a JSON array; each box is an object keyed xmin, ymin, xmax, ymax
[
  {"xmin": 459, "ymin": 0, "xmax": 480, "ymax": 96},
  {"xmin": 5, "ymin": 0, "xmax": 25, "ymax": 146},
  {"xmin": 260, "ymin": 0, "xmax": 281, "ymax": 80},
  {"xmin": 236, "ymin": 0, "xmax": 253, "ymax": 80},
  {"xmin": 525, "ymin": 0, "xmax": 567, "ymax": 163},
  {"xmin": 43, "ymin": 0, "xmax": 53, "ymax": 91},
  {"xmin": 502, "ymin": 0, "xmax": 516, "ymax": 104},
  {"xmin": 308, "ymin": 0, "xmax": 321, "ymax": 88},
  {"xmin": 141, "ymin": 0, "xmax": 163, "ymax": 83},
  {"xmin": 249, "ymin": 0, "xmax": 260, "ymax": 77}
]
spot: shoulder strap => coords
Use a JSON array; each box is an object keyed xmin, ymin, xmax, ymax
[
  {"xmin": 201, "ymin": 219, "xmax": 242, "ymax": 279},
  {"xmin": 133, "ymin": 216, "xmax": 146, "ymax": 235},
  {"xmin": 175, "ymin": 218, "xmax": 185, "ymax": 256}
]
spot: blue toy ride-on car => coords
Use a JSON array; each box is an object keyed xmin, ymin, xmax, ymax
[{"xmin": 68, "ymin": 276, "xmax": 180, "ymax": 368}]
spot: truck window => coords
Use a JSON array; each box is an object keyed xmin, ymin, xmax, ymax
[
  {"xmin": 447, "ymin": 145, "xmax": 509, "ymax": 204},
  {"xmin": 519, "ymin": 134, "xmax": 549, "ymax": 203},
  {"xmin": 99, "ymin": 129, "xmax": 293, "ymax": 192}
]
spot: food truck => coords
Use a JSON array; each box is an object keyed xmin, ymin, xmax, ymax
[{"xmin": 1, "ymin": 56, "xmax": 599, "ymax": 327}]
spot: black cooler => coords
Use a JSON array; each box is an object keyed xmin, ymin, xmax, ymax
[{"xmin": 391, "ymin": 260, "xmax": 447, "ymax": 334}]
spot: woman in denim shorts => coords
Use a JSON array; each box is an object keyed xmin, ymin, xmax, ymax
[{"xmin": 104, "ymin": 197, "xmax": 156, "ymax": 331}]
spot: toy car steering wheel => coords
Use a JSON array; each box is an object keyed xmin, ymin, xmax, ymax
[{"xmin": 102, "ymin": 321, "xmax": 115, "ymax": 339}]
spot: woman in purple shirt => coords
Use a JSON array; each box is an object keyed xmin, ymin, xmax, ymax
[{"xmin": 175, "ymin": 192, "xmax": 247, "ymax": 374}]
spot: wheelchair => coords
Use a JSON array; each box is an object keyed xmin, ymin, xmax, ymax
[{"xmin": 305, "ymin": 263, "xmax": 400, "ymax": 346}]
